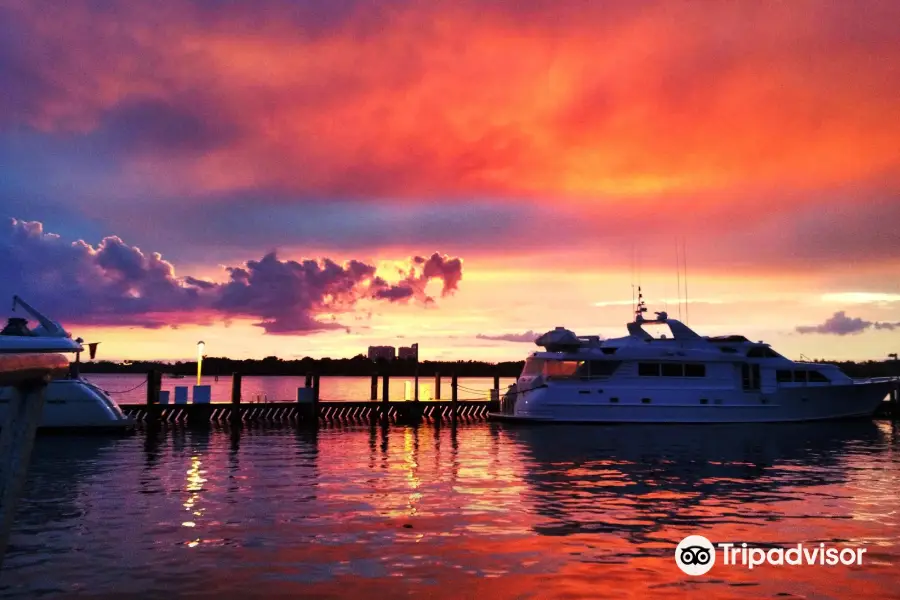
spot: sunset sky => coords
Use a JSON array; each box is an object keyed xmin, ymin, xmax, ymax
[{"xmin": 1, "ymin": 0, "xmax": 899, "ymax": 362}]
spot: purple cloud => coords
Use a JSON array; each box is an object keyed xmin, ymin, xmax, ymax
[
  {"xmin": 795, "ymin": 311, "xmax": 900, "ymax": 336},
  {"xmin": 0, "ymin": 218, "xmax": 463, "ymax": 334}
]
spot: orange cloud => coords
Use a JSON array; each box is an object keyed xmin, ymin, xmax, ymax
[{"xmin": 5, "ymin": 0, "xmax": 899, "ymax": 203}]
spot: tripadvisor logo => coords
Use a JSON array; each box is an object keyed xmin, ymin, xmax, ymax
[
  {"xmin": 676, "ymin": 535, "xmax": 716, "ymax": 576},
  {"xmin": 675, "ymin": 535, "xmax": 867, "ymax": 576}
]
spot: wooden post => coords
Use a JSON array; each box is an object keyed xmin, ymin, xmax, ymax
[
  {"xmin": 0, "ymin": 352, "xmax": 69, "ymax": 569},
  {"xmin": 0, "ymin": 383, "xmax": 46, "ymax": 567},
  {"xmin": 381, "ymin": 373, "xmax": 390, "ymax": 423},
  {"xmin": 313, "ymin": 373, "xmax": 321, "ymax": 402},
  {"xmin": 312, "ymin": 387, "xmax": 319, "ymax": 423},
  {"xmin": 370, "ymin": 373, "xmax": 378, "ymax": 401},
  {"xmin": 434, "ymin": 373, "xmax": 441, "ymax": 400},
  {"xmin": 231, "ymin": 373, "xmax": 242, "ymax": 404},
  {"xmin": 305, "ymin": 372, "xmax": 313, "ymax": 389},
  {"xmin": 451, "ymin": 373, "xmax": 458, "ymax": 421},
  {"xmin": 146, "ymin": 368, "xmax": 159, "ymax": 405},
  {"xmin": 230, "ymin": 373, "xmax": 242, "ymax": 425},
  {"xmin": 146, "ymin": 369, "xmax": 162, "ymax": 426},
  {"xmin": 493, "ymin": 373, "xmax": 500, "ymax": 397}
]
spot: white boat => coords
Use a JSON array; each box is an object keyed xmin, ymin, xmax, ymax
[
  {"xmin": 493, "ymin": 291, "xmax": 896, "ymax": 423},
  {"xmin": 0, "ymin": 296, "xmax": 132, "ymax": 430}
]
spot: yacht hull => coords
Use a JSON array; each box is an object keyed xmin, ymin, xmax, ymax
[
  {"xmin": 0, "ymin": 378, "xmax": 133, "ymax": 430},
  {"xmin": 494, "ymin": 381, "xmax": 894, "ymax": 424}
]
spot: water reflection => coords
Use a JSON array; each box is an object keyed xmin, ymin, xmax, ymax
[
  {"xmin": 1, "ymin": 421, "xmax": 897, "ymax": 599},
  {"xmin": 506, "ymin": 421, "xmax": 887, "ymax": 539},
  {"xmin": 10, "ymin": 435, "xmax": 120, "ymax": 531}
]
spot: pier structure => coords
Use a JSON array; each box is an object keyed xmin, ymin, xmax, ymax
[{"xmin": 119, "ymin": 370, "xmax": 505, "ymax": 427}]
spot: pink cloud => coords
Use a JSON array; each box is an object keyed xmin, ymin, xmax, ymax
[{"xmin": 0, "ymin": 218, "xmax": 463, "ymax": 334}]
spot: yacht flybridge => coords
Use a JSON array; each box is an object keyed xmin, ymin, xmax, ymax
[
  {"xmin": 0, "ymin": 296, "xmax": 132, "ymax": 430},
  {"xmin": 493, "ymin": 290, "xmax": 894, "ymax": 423}
]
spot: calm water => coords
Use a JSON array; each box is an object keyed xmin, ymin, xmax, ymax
[
  {"xmin": 1, "ymin": 422, "xmax": 899, "ymax": 598},
  {"xmin": 80, "ymin": 374, "xmax": 517, "ymax": 404}
]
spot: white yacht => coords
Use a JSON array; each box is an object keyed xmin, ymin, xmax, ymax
[
  {"xmin": 494, "ymin": 292, "xmax": 895, "ymax": 423},
  {"xmin": 0, "ymin": 296, "xmax": 132, "ymax": 430}
]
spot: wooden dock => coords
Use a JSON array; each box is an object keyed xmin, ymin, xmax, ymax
[
  {"xmin": 119, "ymin": 399, "xmax": 495, "ymax": 426},
  {"xmin": 127, "ymin": 370, "xmax": 500, "ymax": 427}
]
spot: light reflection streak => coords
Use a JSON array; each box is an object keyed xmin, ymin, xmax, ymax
[{"xmin": 183, "ymin": 454, "xmax": 207, "ymax": 547}]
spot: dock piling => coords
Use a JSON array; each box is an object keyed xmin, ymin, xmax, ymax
[
  {"xmin": 145, "ymin": 369, "xmax": 162, "ymax": 426},
  {"xmin": 0, "ymin": 353, "xmax": 69, "ymax": 568},
  {"xmin": 451, "ymin": 373, "xmax": 459, "ymax": 421},
  {"xmin": 491, "ymin": 372, "xmax": 501, "ymax": 412},
  {"xmin": 230, "ymin": 373, "xmax": 242, "ymax": 425},
  {"xmin": 0, "ymin": 382, "xmax": 47, "ymax": 568},
  {"xmin": 434, "ymin": 373, "xmax": 441, "ymax": 400},
  {"xmin": 382, "ymin": 373, "xmax": 390, "ymax": 423},
  {"xmin": 231, "ymin": 373, "xmax": 242, "ymax": 405},
  {"xmin": 146, "ymin": 369, "xmax": 159, "ymax": 406},
  {"xmin": 370, "ymin": 373, "xmax": 378, "ymax": 401}
]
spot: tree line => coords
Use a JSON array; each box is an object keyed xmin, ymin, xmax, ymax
[
  {"xmin": 76, "ymin": 355, "xmax": 899, "ymax": 379},
  {"xmin": 78, "ymin": 355, "xmax": 527, "ymax": 377}
]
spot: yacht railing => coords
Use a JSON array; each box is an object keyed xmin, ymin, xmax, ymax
[{"xmin": 852, "ymin": 376, "xmax": 899, "ymax": 385}]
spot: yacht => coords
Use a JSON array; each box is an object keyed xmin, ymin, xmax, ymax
[
  {"xmin": 493, "ymin": 292, "xmax": 896, "ymax": 423},
  {"xmin": 0, "ymin": 296, "xmax": 132, "ymax": 430}
]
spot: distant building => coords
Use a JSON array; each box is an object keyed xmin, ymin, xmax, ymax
[
  {"xmin": 398, "ymin": 345, "xmax": 418, "ymax": 360},
  {"xmin": 367, "ymin": 346, "xmax": 396, "ymax": 361}
]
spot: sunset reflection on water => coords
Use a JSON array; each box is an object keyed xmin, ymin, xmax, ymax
[{"xmin": 2, "ymin": 421, "xmax": 898, "ymax": 598}]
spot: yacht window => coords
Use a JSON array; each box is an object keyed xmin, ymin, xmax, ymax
[
  {"xmin": 720, "ymin": 347, "xmax": 738, "ymax": 354},
  {"xmin": 574, "ymin": 362, "xmax": 592, "ymax": 378},
  {"xmin": 638, "ymin": 363, "xmax": 660, "ymax": 376},
  {"xmin": 661, "ymin": 363, "xmax": 683, "ymax": 377},
  {"xmin": 684, "ymin": 363, "xmax": 706, "ymax": 377},
  {"xmin": 601, "ymin": 347, "xmax": 618, "ymax": 355},
  {"xmin": 543, "ymin": 360, "xmax": 582, "ymax": 378},
  {"xmin": 776, "ymin": 370, "xmax": 792, "ymax": 383},
  {"xmin": 588, "ymin": 361, "xmax": 621, "ymax": 378},
  {"xmin": 808, "ymin": 371, "xmax": 830, "ymax": 383},
  {"xmin": 763, "ymin": 348, "xmax": 781, "ymax": 358},
  {"xmin": 793, "ymin": 371, "xmax": 808, "ymax": 383},
  {"xmin": 521, "ymin": 358, "xmax": 544, "ymax": 376}
]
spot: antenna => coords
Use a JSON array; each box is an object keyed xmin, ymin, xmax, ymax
[
  {"xmin": 630, "ymin": 242, "xmax": 636, "ymax": 318},
  {"xmin": 675, "ymin": 240, "xmax": 682, "ymax": 321},
  {"xmin": 636, "ymin": 285, "xmax": 648, "ymax": 319},
  {"xmin": 682, "ymin": 238, "xmax": 689, "ymax": 325}
]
